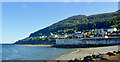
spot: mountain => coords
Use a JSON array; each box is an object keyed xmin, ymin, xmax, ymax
[
  {"xmin": 29, "ymin": 11, "xmax": 120, "ymax": 37},
  {"xmin": 14, "ymin": 10, "xmax": 120, "ymax": 44}
]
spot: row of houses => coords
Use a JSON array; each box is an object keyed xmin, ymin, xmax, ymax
[
  {"xmin": 26, "ymin": 28, "xmax": 120, "ymax": 39},
  {"xmin": 49, "ymin": 32, "xmax": 85, "ymax": 38},
  {"xmin": 49, "ymin": 28, "xmax": 120, "ymax": 38},
  {"xmin": 90, "ymin": 28, "xmax": 118, "ymax": 33}
]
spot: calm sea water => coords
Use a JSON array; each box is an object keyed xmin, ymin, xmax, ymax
[{"xmin": 2, "ymin": 44, "xmax": 76, "ymax": 60}]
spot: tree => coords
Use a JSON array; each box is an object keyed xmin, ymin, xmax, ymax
[{"xmin": 74, "ymin": 30, "xmax": 77, "ymax": 33}]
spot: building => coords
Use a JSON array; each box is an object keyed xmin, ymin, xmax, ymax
[
  {"xmin": 39, "ymin": 36, "xmax": 47, "ymax": 38},
  {"xmin": 74, "ymin": 33, "xmax": 84, "ymax": 38},
  {"xmin": 95, "ymin": 28, "xmax": 104, "ymax": 32},
  {"xmin": 58, "ymin": 34, "xmax": 68, "ymax": 38},
  {"xmin": 50, "ymin": 34, "xmax": 58, "ymax": 38},
  {"xmin": 89, "ymin": 29, "xmax": 95, "ymax": 32},
  {"xmin": 75, "ymin": 31, "xmax": 81, "ymax": 33},
  {"xmin": 56, "ymin": 38, "xmax": 120, "ymax": 46},
  {"xmin": 68, "ymin": 34, "xmax": 74, "ymax": 37},
  {"xmin": 74, "ymin": 32, "xmax": 84, "ymax": 38},
  {"xmin": 107, "ymin": 28, "xmax": 117, "ymax": 33}
]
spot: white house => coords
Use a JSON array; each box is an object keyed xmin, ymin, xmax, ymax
[
  {"xmin": 75, "ymin": 31, "xmax": 81, "ymax": 33},
  {"xmin": 58, "ymin": 34, "xmax": 68, "ymax": 38},
  {"xmin": 90, "ymin": 29, "xmax": 95, "ymax": 32},
  {"xmin": 39, "ymin": 36, "xmax": 47, "ymax": 38},
  {"xmin": 107, "ymin": 28, "xmax": 117, "ymax": 33},
  {"xmin": 74, "ymin": 33, "xmax": 84, "ymax": 38},
  {"xmin": 50, "ymin": 34, "xmax": 58, "ymax": 38}
]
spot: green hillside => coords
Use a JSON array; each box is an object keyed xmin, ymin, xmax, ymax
[{"xmin": 29, "ymin": 11, "xmax": 120, "ymax": 37}]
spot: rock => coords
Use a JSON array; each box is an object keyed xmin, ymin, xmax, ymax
[
  {"xmin": 68, "ymin": 60, "xmax": 73, "ymax": 62},
  {"xmin": 99, "ymin": 54, "xmax": 109, "ymax": 58},
  {"xmin": 56, "ymin": 60, "xmax": 60, "ymax": 62},
  {"xmin": 113, "ymin": 51, "xmax": 117, "ymax": 53},
  {"xmin": 92, "ymin": 58, "xmax": 101, "ymax": 61},
  {"xmin": 106, "ymin": 52, "xmax": 115, "ymax": 56},
  {"xmin": 84, "ymin": 56, "xmax": 93, "ymax": 61},
  {"xmin": 92, "ymin": 55, "xmax": 101, "ymax": 58},
  {"xmin": 92, "ymin": 55, "xmax": 96, "ymax": 58},
  {"xmin": 79, "ymin": 58, "xmax": 84, "ymax": 60},
  {"xmin": 116, "ymin": 50, "xmax": 120, "ymax": 54},
  {"xmin": 44, "ymin": 60, "xmax": 51, "ymax": 62},
  {"xmin": 85, "ymin": 56, "xmax": 92, "ymax": 58},
  {"xmin": 73, "ymin": 58, "xmax": 79, "ymax": 62},
  {"xmin": 112, "ymin": 51, "xmax": 117, "ymax": 54},
  {"xmin": 101, "ymin": 58, "xmax": 108, "ymax": 60}
]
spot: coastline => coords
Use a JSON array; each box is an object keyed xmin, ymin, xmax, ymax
[
  {"xmin": 14, "ymin": 44, "xmax": 120, "ymax": 60},
  {"xmin": 55, "ymin": 45, "xmax": 120, "ymax": 60},
  {"xmin": 14, "ymin": 44, "xmax": 53, "ymax": 47}
]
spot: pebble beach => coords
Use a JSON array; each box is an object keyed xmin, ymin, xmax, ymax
[{"xmin": 55, "ymin": 45, "xmax": 120, "ymax": 60}]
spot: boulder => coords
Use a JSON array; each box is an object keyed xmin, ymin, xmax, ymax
[
  {"xmin": 68, "ymin": 60, "xmax": 73, "ymax": 62},
  {"xmin": 116, "ymin": 50, "xmax": 120, "ymax": 54},
  {"xmin": 106, "ymin": 52, "xmax": 115, "ymax": 56}
]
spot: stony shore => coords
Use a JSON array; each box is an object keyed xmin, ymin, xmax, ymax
[
  {"xmin": 68, "ymin": 50, "xmax": 120, "ymax": 62},
  {"xmin": 55, "ymin": 45, "xmax": 120, "ymax": 61}
]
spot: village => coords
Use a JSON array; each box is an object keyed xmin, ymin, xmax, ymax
[{"xmin": 26, "ymin": 28, "xmax": 120, "ymax": 40}]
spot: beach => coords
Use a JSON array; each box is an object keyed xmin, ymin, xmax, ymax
[{"xmin": 55, "ymin": 45, "xmax": 120, "ymax": 60}]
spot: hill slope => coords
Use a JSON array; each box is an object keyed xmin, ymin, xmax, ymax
[{"xmin": 29, "ymin": 11, "xmax": 120, "ymax": 37}]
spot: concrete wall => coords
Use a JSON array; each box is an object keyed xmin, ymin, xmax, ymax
[{"xmin": 56, "ymin": 38, "xmax": 120, "ymax": 45}]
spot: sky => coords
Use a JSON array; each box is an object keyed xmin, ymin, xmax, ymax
[{"xmin": 2, "ymin": 2, "xmax": 118, "ymax": 43}]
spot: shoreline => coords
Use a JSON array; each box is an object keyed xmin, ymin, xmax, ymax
[
  {"xmin": 14, "ymin": 44, "xmax": 53, "ymax": 47},
  {"xmin": 55, "ymin": 45, "xmax": 120, "ymax": 60}
]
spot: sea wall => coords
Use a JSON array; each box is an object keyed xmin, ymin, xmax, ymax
[{"xmin": 56, "ymin": 38, "xmax": 120, "ymax": 46}]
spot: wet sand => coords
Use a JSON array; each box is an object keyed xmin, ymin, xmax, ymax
[{"xmin": 55, "ymin": 45, "xmax": 120, "ymax": 60}]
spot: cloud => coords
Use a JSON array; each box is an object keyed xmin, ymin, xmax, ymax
[{"xmin": 2, "ymin": 0, "xmax": 120, "ymax": 2}]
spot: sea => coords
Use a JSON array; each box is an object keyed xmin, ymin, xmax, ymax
[{"xmin": 1, "ymin": 44, "xmax": 76, "ymax": 60}]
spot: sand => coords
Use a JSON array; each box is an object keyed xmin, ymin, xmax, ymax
[{"xmin": 55, "ymin": 45, "xmax": 120, "ymax": 60}]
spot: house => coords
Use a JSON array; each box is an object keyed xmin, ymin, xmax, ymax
[
  {"xmin": 50, "ymin": 34, "xmax": 58, "ymax": 38},
  {"xmin": 93, "ymin": 32, "xmax": 97, "ymax": 35},
  {"xmin": 74, "ymin": 32, "xmax": 84, "ymax": 38},
  {"xmin": 89, "ymin": 29, "xmax": 95, "ymax": 32},
  {"xmin": 39, "ymin": 36, "xmax": 47, "ymax": 38},
  {"xmin": 75, "ymin": 31, "xmax": 81, "ymax": 33},
  {"xmin": 58, "ymin": 34, "xmax": 68, "ymax": 38},
  {"xmin": 107, "ymin": 28, "xmax": 117, "ymax": 33},
  {"xmin": 68, "ymin": 34, "xmax": 74, "ymax": 37},
  {"xmin": 95, "ymin": 28, "xmax": 104, "ymax": 31},
  {"xmin": 75, "ymin": 34, "xmax": 84, "ymax": 38}
]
